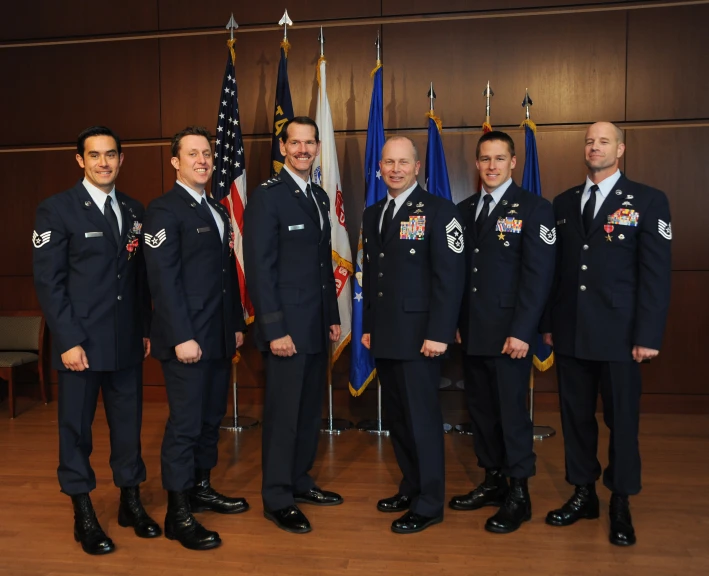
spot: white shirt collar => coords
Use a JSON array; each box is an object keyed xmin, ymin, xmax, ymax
[
  {"xmin": 283, "ymin": 165, "xmax": 311, "ymax": 194},
  {"xmin": 386, "ymin": 182, "xmax": 418, "ymax": 211},
  {"xmin": 82, "ymin": 178, "xmax": 117, "ymax": 209},
  {"xmin": 584, "ymin": 169, "xmax": 621, "ymax": 199},
  {"xmin": 176, "ymin": 180, "xmax": 206, "ymax": 204},
  {"xmin": 481, "ymin": 177, "xmax": 513, "ymax": 206}
]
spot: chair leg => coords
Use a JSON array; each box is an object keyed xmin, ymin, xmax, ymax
[{"xmin": 8, "ymin": 369, "xmax": 15, "ymax": 419}]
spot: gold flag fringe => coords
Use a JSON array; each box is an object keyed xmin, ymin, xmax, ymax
[
  {"xmin": 426, "ymin": 110, "xmax": 443, "ymax": 133},
  {"xmin": 227, "ymin": 38, "xmax": 236, "ymax": 66},
  {"xmin": 349, "ymin": 368, "xmax": 378, "ymax": 397},
  {"xmin": 520, "ymin": 118, "xmax": 537, "ymax": 134},
  {"xmin": 482, "ymin": 121, "xmax": 493, "ymax": 133},
  {"xmin": 370, "ymin": 60, "xmax": 382, "ymax": 78},
  {"xmin": 317, "ymin": 55, "xmax": 326, "ymax": 85},
  {"xmin": 280, "ymin": 39, "xmax": 291, "ymax": 58},
  {"xmin": 533, "ymin": 351, "xmax": 555, "ymax": 373}
]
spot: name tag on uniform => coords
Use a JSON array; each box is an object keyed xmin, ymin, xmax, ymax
[
  {"xmin": 289, "ymin": 224, "xmax": 305, "ymax": 231},
  {"xmin": 556, "ymin": 219, "xmax": 566, "ymax": 226},
  {"xmin": 197, "ymin": 226, "xmax": 211, "ymax": 233},
  {"xmin": 85, "ymin": 231, "xmax": 103, "ymax": 238}
]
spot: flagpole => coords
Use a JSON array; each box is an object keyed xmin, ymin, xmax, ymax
[{"xmin": 221, "ymin": 357, "xmax": 259, "ymax": 431}]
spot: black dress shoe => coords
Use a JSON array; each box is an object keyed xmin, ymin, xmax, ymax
[
  {"xmin": 118, "ymin": 486, "xmax": 162, "ymax": 538},
  {"xmin": 546, "ymin": 484, "xmax": 599, "ymax": 527},
  {"xmin": 391, "ymin": 510, "xmax": 443, "ymax": 534},
  {"xmin": 164, "ymin": 491, "xmax": 221, "ymax": 550},
  {"xmin": 71, "ymin": 493, "xmax": 115, "ymax": 555},
  {"xmin": 377, "ymin": 493, "xmax": 412, "ymax": 513},
  {"xmin": 189, "ymin": 468, "xmax": 249, "ymax": 514},
  {"xmin": 609, "ymin": 494, "xmax": 636, "ymax": 547},
  {"xmin": 449, "ymin": 468, "xmax": 508, "ymax": 511},
  {"xmin": 264, "ymin": 505, "xmax": 312, "ymax": 534},
  {"xmin": 485, "ymin": 477, "xmax": 531, "ymax": 534},
  {"xmin": 294, "ymin": 486, "xmax": 343, "ymax": 506}
]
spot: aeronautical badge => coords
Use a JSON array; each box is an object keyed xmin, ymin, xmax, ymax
[
  {"xmin": 539, "ymin": 224, "xmax": 556, "ymax": 245},
  {"xmin": 512, "ymin": 203, "xmax": 519, "ymax": 208},
  {"xmin": 622, "ymin": 201, "xmax": 633, "ymax": 207},
  {"xmin": 32, "ymin": 230, "xmax": 51, "ymax": 248},
  {"xmin": 144, "ymin": 229, "xmax": 167, "ymax": 248},
  {"xmin": 416, "ymin": 202, "xmax": 424, "ymax": 208},
  {"xmin": 658, "ymin": 219, "xmax": 672, "ymax": 240},
  {"xmin": 445, "ymin": 218, "xmax": 464, "ymax": 253}
]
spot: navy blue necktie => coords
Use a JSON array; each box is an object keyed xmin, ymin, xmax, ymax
[{"xmin": 104, "ymin": 196, "xmax": 120, "ymax": 243}]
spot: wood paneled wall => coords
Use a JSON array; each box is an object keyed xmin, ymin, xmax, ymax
[{"xmin": 2, "ymin": 0, "xmax": 708, "ymax": 405}]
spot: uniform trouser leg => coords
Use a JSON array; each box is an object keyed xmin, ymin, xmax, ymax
[
  {"xmin": 600, "ymin": 361, "xmax": 642, "ymax": 495},
  {"xmin": 379, "ymin": 358, "xmax": 445, "ymax": 517},
  {"xmin": 194, "ymin": 359, "xmax": 230, "ymax": 471},
  {"xmin": 101, "ymin": 364, "xmax": 147, "ymax": 487},
  {"xmin": 292, "ymin": 352, "xmax": 327, "ymax": 493},
  {"xmin": 262, "ymin": 353, "xmax": 323, "ymax": 511},
  {"xmin": 377, "ymin": 359, "xmax": 420, "ymax": 498},
  {"xmin": 556, "ymin": 354, "xmax": 602, "ymax": 485},
  {"xmin": 57, "ymin": 370, "xmax": 101, "ymax": 495},
  {"xmin": 465, "ymin": 354, "xmax": 535, "ymax": 478},
  {"xmin": 161, "ymin": 359, "xmax": 218, "ymax": 492}
]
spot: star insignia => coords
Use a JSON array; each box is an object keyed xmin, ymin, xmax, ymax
[
  {"xmin": 354, "ymin": 292, "xmax": 363, "ymax": 302},
  {"xmin": 606, "ymin": 234, "xmax": 613, "ymax": 242},
  {"xmin": 376, "ymin": 170, "xmax": 381, "ymax": 179},
  {"xmin": 498, "ymin": 232, "xmax": 505, "ymax": 240}
]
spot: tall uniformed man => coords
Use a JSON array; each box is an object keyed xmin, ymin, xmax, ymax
[
  {"xmin": 449, "ymin": 131, "xmax": 555, "ymax": 534},
  {"xmin": 143, "ymin": 126, "xmax": 248, "ymax": 551},
  {"xmin": 361, "ymin": 136, "xmax": 465, "ymax": 534},
  {"xmin": 33, "ymin": 126, "xmax": 159, "ymax": 555},
  {"xmin": 244, "ymin": 116, "xmax": 342, "ymax": 534},
  {"xmin": 541, "ymin": 122, "xmax": 672, "ymax": 546}
]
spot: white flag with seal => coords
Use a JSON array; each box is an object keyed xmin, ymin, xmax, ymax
[{"xmin": 312, "ymin": 55, "xmax": 353, "ymax": 363}]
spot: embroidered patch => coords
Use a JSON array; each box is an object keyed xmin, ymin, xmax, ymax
[
  {"xmin": 658, "ymin": 219, "xmax": 672, "ymax": 240},
  {"xmin": 32, "ymin": 230, "xmax": 51, "ymax": 248},
  {"xmin": 608, "ymin": 209, "xmax": 639, "ymax": 227},
  {"xmin": 400, "ymin": 216, "xmax": 426, "ymax": 240},
  {"xmin": 445, "ymin": 218, "xmax": 464, "ymax": 253},
  {"xmin": 496, "ymin": 217, "xmax": 523, "ymax": 234},
  {"xmin": 144, "ymin": 229, "xmax": 167, "ymax": 248},
  {"xmin": 539, "ymin": 225, "xmax": 556, "ymax": 245}
]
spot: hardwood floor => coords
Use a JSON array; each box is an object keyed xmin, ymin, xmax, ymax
[{"xmin": 1, "ymin": 401, "xmax": 708, "ymax": 576}]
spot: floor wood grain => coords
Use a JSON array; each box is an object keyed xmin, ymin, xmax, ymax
[{"xmin": 1, "ymin": 402, "xmax": 708, "ymax": 575}]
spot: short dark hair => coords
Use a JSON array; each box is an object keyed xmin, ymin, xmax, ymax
[
  {"xmin": 281, "ymin": 116, "xmax": 320, "ymax": 144},
  {"xmin": 77, "ymin": 126, "xmax": 121, "ymax": 156},
  {"xmin": 476, "ymin": 130, "xmax": 515, "ymax": 159},
  {"xmin": 171, "ymin": 126, "xmax": 212, "ymax": 157}
]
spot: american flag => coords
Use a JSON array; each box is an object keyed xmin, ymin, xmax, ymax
[{"xmin": 211, "ymin": 44, "xmax": 254, "ymax": 323}]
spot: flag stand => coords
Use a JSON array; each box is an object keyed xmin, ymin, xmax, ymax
[
  {"xmin": 221, "ymin": 358, "xmax": 258, "ymax": 431},
  {"xmin": 530, "ymin": 371, "xmax": 555, "ymax": 440},
  {"xmin": 321, "ymin": 346, "xmax": 353, "ymax": 434},
  {"xmin": 356, "ymin": 378, "xmax": 389, "ymax": 436}
]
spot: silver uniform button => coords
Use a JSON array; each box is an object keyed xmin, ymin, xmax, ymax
[
  {"xmin": 378, "ymin": 292, "xmax": 383, "ymax": 297},
  {"xmin": 378, "ymin": 272, "xmax": 383, "ymax": 278},
  {"xmin": 580, "ymin": 285, "xmax": 587, "ymax": 291},
  {"xmin": 474, "ymin": 248, "xmax": 480, "ymax": 253},
  {"xmin": 117, "ymin": 274, "xmax": 121, "ymax": 279},
  {"xmin": 473, "ymin": 267, "xmax": 478, "ymax": 273},
  {"xmin": 581, "ymin": 265, "xmax": 588, "ymax": 271},
  {"xmin": 472, "ymin": 287, "xmax": 477, "ymax": 292},
  {"xmin": 117, "ymin": 295, "xmax": 122, "ymax": 301},
  {"xmin": 583, "ymin": 244, "xmax": 589, "ymax": 250},
  {"xmin": 379, "ymin": 253, "xmax": 384, "ymax": 258}
]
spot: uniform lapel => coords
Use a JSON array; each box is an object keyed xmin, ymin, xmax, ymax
[
  {"xmin": 311, "ymin": 186, "xmax": 329, "ymax": 243},
  {"xmin": 208, "ymin": 196, "xmax": 231, "ymax": 250},
  {"xmin": 117, "ymin": 195, "xmax": 131, "ymax": 254},
  {"xmin": 76, "ymin": 182, "xmax": 117, "ymax": 248},
  {"xmin": 280, "ymin": 169, "xmax": 320, "ymax": 228},
  {"xmin": 570, "ymin": 185, "xmax": 585, "ymax": 237},
  {"xmin": 174, "ymin": 186, "xmax": 221, "ymax": 244},
  {"xmin": 478, "ymin": 184, "xmax": 516, "ymax": 240},
  {"xmin": 588, "ymin": 177, "xmax": 627, "ymax": 239}
]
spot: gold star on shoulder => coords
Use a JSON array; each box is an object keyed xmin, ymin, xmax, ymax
[
  {"xmin": 498, "ymin": 232, "xmax": 506, "ymax": 240},
  {"xmin": 605, "ymin": 234, "xmax": 613, "ymax": 242}
]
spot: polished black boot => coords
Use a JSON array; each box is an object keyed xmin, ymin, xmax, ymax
[
  {"xmin": 164, "ymin": 491, "xmax": 221, "ymax": 550},
  {"xmin": 449, "ymin": 469, "xmax": 508, "ymax": 511},
  {"xmin": 546, "ymin": 483, "xmax": 600, "ymax": 527},
  {"xmin": 189, "ymin": 468, "xmax": 249, "ymax": 514},
  {"xmin": 118, "ymin": 486, "xmax": 162, "ymax": 538},
  {"xmin": 71, "ymin": 493, "xmax": 115, "ymax": 555},
  {"xmin": 609, "ymin": 494, "xmax": 636, "ymax": 547},
  {"xmin": 484, "ymin": 477, "xmax": 531, "ymax": 534}
]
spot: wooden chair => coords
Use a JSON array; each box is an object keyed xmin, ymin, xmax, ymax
[{"xmin": 0, "ymin": 312, "xmax": 49, "ymax": 418}]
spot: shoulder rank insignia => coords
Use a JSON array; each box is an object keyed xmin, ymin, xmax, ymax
[
  {"xmin": 658, "ymin": 219, "xmax": 672, "ymax": 240},
  {"xmin": 144, "ymin": 229, "xmax": 167, "ymax": 248},
  {"xmin": 539, "ymin": 224, "xmax": 556, "ymax": 245},
  {"xmin": 445, "ymin": 218, "xmax": 464, "ymax": 253},
  {"xmin": 32, "ymin": 230, "xmax": 51, "ymax": 248},
  {"xmin": 262, "ymin": 177, "xmax": 282, "ymax": 188}
]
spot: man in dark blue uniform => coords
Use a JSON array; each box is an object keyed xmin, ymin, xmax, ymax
[
  {"xmin": 244, "ymin": 117, "xmax": 342, "ymax": 535},
  {"xmin": 542, "ymin": 122, "xmax": 672, "ymax": 546},
  {"xmin": 143, "ymin": 126, "xmax": 248, "ymax": 551},
  {"xmin": 449, "ymin": 131, "xmax": 555, "ymax": 534},
  {"xmin": 361, "ymin": 136, "xmax": 465, "ymax": 534},
  {"xmin": 33, "ymin": 126, "xmax": 159, "ymax": 555}
]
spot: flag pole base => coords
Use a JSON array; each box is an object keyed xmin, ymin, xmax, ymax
[
  {"xmin": 220, "ymin": 415, "xmax": 259, "ymax": 432},
  {"xmin": 320, "ymin": 418, "xmax": 354, "ymax": 435},
  {"xmin": 357, "ymin": 418, "xmax": 390, "ymax": 436},
  {"xmin": 533, "ymin": 425, "xmax": 556, "ymax": 441},
  {"xmin": 454, "ymin": 421, "xmax": 474, "ymax": 435}
]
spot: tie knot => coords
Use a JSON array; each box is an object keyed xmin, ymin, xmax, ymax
[
  {"xmin": 305, "ymin": 184, "xmax": 312, "ymax": 197},
  {"xmin": 201, "ymin": 197, "xmax": 208, "ymax": 207},
  {"xmin": 105, "ymin": 195, "xmax": 113, "ymax": 206},
  {"xmin": 482, "ymin": 193, "xmax": 493, "ymax": 204},
  {"xmin": 590, "ymin": 184, "xmax": 600, "ymax": 194}
]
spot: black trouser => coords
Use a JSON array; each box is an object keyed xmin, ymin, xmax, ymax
[
  {"xmin": 377, "ymin": 358, "xmax": 445, "ymax": 518},
  {"xmin": 556, "ymin": 354, "xmax": 642, "ymax": 495},
  {"xmin": 160, "ymin": 358, "xmax": 230, "ymax": 492},
  {"xmin": 261, "ymin": 351, "xmax": 326, "ymax": 511},
  {"xmin": 57, "ymin": 365, "xmax": 146, "ymax": 495},
  {"xmin": 463, "ymin": 354, "xmax": 535, "ymax": 479}
]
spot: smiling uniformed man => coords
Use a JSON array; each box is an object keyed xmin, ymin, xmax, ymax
[{"xmin": 361, "ymin": 136, "xmax": 465, "ymax": 534}]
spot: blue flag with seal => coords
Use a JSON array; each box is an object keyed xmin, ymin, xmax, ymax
[
  {"xmin": 270, "ymin": 40, "xmax": 294, "ymax": 176},
  {"xmin": 521, "ymin": 118, "xmax": 554, "ymax": 372},
  {"xmin": 425, "ymin": 112, "xmax": 452, "ymax": 201},
  {"xmin": 349, "ymin": 61, "xmax": 387, "ymax": 396}
]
